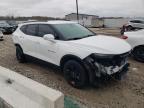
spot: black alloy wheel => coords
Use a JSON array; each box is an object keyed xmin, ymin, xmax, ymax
[{"xmin": 63, "ymin": 60, "xmax": 87, "ymax": 88}]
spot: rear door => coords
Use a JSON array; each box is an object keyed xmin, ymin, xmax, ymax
[{"xmin": 21, "ymin": 24, "xmax": 39, "ymax": 57}]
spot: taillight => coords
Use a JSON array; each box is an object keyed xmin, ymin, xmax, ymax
[{"xmin": 121, "ymin": 35, "xmax": 128, "ymax": 39}]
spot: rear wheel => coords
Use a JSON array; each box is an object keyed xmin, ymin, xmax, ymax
[
  {"xmin": 132, "ymin": 46, "xmax": 144, "ymax": 62},
  {"xmin": 127, "ymin": 26, "xmax": 133, "ymax": 31},
  {"xmin": 63, "ymin": 60, "xmax": 87, "ymax": 88},
  {"xmin": 16, "ymin": 46, "xmax": 26, "ymax": 63}
]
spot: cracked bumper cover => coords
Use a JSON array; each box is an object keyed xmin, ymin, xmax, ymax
[{"xmin": 83, "ymin": 52, "xmax": 130, "ymax": 84}]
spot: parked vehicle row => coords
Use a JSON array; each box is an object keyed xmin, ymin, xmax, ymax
[
  {"xmin": 0, "ymin": 21, "xmax": 17, "ymax": 34},
  {"xmin": 12, "ymin": 21, "xmax": 131, "ymax": 88}
]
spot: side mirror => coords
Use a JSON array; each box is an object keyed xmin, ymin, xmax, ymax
[{"xmin": 43, "ymin": 34, "xmax": 55, "ymax": 43}]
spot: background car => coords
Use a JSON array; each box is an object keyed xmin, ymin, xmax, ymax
[
  {"xmin": 121, "ymin": 19, "xmax": 144, "ymax": 35},
  {"xmin": 121, "ymin": 29, "xmax": 144, "ymax": 62},
  {"xmin": 7, "ymin": 20, "xmax": 18, "ymax": 32},
  {"xmin": 128, "ymin": 20, "xmax": 144, "ymax": 30},
  {"xmin": 0, "ymin": 21, "xmax": 15, "ymax": 34}
]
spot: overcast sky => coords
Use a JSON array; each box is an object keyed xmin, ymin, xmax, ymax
[{"xmin": 0, "ymin": 0, "xmax": 144, "ymax": 17}]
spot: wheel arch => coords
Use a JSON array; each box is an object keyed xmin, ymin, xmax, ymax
[
  {"xmin": 127, "ymin": 25, "xmax": 133, "ymax": 27},
  {"xmin": 15, "ymin": 43, "xmax": 21, "ymax": 47},
  {"xmin": 60, "ymin": 54, "xmax": 84, "ymax": 69},
  {"xmin": 15, "ymin": 44, "xmax": 23, "ymax": 51},
  {"xmin": 126, "ymin": 25, "xmax": 134, "ymax": 30}
]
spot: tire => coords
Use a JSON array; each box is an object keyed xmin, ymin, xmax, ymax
[
  {"xmin": 132, "ymin": 46, "xmax": 144, "ymax": 62},
  {"xmin": 127, "ymin": 26, "xmax": 133, "ymax": 31},
  {"xmin": 16, "ymin": 46, "xmax": 26, "ymax": 63},
  {"xmin": 0, "ymin": 39, "xmax": 3, "ymax": 41},
  {"xmin": 120, "ymin": 26, "xmax": 126, "ymax": 35},
  {"xmin": 63, "ymin": 60, "xmax": 87, "ymax": 88},
  {"xmin": 120, "ymin": 29, "xmax": 125, "ymax": 35}
]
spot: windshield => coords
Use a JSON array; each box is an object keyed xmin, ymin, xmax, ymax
[{"xmin": 52, "ymin": 23, "xmax": 96, "ymax": 40}]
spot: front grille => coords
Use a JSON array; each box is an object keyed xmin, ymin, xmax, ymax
[{"xmin": 94, "ymin": 52, "xmax": 130, "ymax": 66}]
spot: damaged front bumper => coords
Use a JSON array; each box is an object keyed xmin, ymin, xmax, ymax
[{"xmin": 83, "ymin": 52, "xmax": 130, "ymax": 84}]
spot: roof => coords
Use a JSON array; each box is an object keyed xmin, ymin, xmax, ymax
[
  {"xmin": 48, "ymin": 20, "xmax": 77, "ymax": 24},
  {"xmin": 18, "ymin": 20, "xmax": 77, "ymax": 26},
  {"xmin": 101, "ymin": 17, "xmax": 125, "ymax": 19},
  {"xmin": 66, "ymin": 13, "xmax": 99, "ymax": 17}
]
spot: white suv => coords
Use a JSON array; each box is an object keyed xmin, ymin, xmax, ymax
[
  {"xmin": 12, "ymin": 21, "xmax": 131, "ymax": 88},
  {"xmin": 128, "ymin": 20, "xmax": 144, "ymax": 29}
]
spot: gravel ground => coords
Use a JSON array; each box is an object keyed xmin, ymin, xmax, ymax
[{"xmin": 0, "ymin": 28, "xmax": 144, "ymax": 108}]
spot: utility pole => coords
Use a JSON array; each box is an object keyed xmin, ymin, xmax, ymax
[{"xmin": 76, "ymin": 0, "xmax": 79, "ymax": 22}]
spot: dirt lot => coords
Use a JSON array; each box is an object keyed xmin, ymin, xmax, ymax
[{"xmin": 0, "ymin": 28, "xmax": 144, "ymax": 108}]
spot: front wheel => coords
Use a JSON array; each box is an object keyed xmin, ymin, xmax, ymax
[
  {"xmin": 0, "ymin": 38, "xmax": 3, "ymax": 41},
  {"xmin": 132, "ymin": 46, "xmax": 144, "ymax": 62},
  {"xmin": 16, "ymin": 46, "xmax": 26, "ymax": 63},
  {"xmin": 63, "ymin": 60, "xmax": 87, "ymax": 89},
  {"xmin": 127, "ymin": 26, "xmax": 133, "ymax": 31}
]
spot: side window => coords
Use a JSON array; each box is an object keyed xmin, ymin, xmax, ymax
[
  {"xmin": 130, "ymin": 20, "xmax": 134, "ymax": 23},
  {"xmin": 130, "ymin": 20, "xmax": 142, "ymax": 23},
  {"xmin": 136, "ymin": 20, "xmax": 142, "ymax": 23},
  {"xmin": 38, "ymin": 24, "xmax": 55, "ymax": 37},
  {"xmin": 26, "ymin": 24, "xmax": 38, "ymax": 36},
  {"xmin": 20, "ymin": 25, "xmax": 27, "ymax": 33}
]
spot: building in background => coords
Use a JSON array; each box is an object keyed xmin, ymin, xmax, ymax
[
  {"xmin": 65, "ymin": 13, "xmax": 104, "ymax": 27},
  {"xmin": 103, "ymin": 17, "xmax": 131, "ymax": 28},
  {"xmin": 65, "ymin": 13, "xmax": 134, "ymax": 28}
]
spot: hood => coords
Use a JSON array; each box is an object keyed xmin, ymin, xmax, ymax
[{"xmin": 68, "ymin": 35, "xmax": 131, "ymax": 55}]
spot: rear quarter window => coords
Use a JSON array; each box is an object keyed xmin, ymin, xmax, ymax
[
  {"xmin": 26, "ymin": 24, "xmax": 38, "ymax": 36},
  {"xmin": 20, "ymin": 25, "xmax": 27, "ymax": 33},
  {"xmin": 20, "ymin": 24, "xmax": 38, "ymax": 36}
]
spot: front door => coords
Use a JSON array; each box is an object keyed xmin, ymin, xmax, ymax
[
  {"xmin": 20, "ymin": 24, "xmax": 38, "ymax": 57},
  {"xmin": 36, "ymin": 24, "xmax": 59, "ymax": 64}
]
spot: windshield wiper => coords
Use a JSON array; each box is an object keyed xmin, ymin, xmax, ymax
[
  {"xmin": 67, "ymin": 34, "xmax": 95, "ymax": 40},
  {"xmin": 67, "ymin": 37, "xmax": 83, "ymax": 40},
  {"xmin": 84, "ymin": 34, "xmax": 95, "ymax": 38}
]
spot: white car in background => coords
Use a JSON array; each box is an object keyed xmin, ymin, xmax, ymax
[
  {"xmin": 121, "ymin": 19, "xmax": 144, "ymax": 35},
  {"xmin": 122, "ymin": 29, "xmax": 144, "ymax": 62},
  {"xmin": 12, "ymin": 21, "xmax": 131, "ymax": 88},
  {"xmin": 126, "ymin": 20, "xmax": 144, "ymax": 30},
  {"xmin": 0, "ymin": 30, "xmax": 3, "ymax": 41}
]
